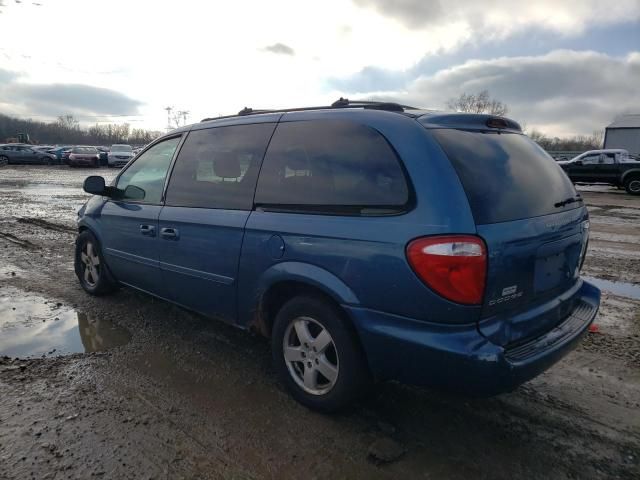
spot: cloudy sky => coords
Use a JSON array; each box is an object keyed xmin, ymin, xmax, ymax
[{"xmin": 0, "ymin": 0, "xmax": 639, "ymax": 135}]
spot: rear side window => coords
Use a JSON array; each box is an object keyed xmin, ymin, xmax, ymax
[
  {"xmin": 165, "ymin": 123, "xmax": 275, "ymax": 210},
  {"xmin": 254, "ymin": 120, "xmax": 409, "ymax": 214},
  {"xmin": 431, "ymin": 129, "xmax": 578, "ymax": 224}
]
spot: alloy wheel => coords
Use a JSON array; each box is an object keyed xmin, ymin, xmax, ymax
[
  {"xmin": 80, "ymin": 241, "xmax": 101, "ymax": 287},
  {"xmin": 283, "ymin": 316, "xmax": 339, "ymax": 395}
]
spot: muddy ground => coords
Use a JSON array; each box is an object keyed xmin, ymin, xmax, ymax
[{"xmin": 0, "ymin": 166, "xmax": 638, "ymax": 480}]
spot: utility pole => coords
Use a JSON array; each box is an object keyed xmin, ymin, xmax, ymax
[
  {"xmin": 164, "ymin": 106, "xmax": 173, "ymax": 132},
  {"xmin": 177, "ymin": 110, "xmax": 190, "ymax": 126}
]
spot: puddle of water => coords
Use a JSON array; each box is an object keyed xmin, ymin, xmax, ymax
[
  {"xmin": 583, "ymin": 276, "xmax": 640, "ymax": 300},
  {"xmin": 0, "ymin": 288, "xmax": 130, "ymax": 358}
]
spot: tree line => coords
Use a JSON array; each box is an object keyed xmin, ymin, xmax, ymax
[
  {"xmin": 0, "ymin": 113, "xmax": 163, "ymax": 146},
  {"xmin": 527, "ymin": 129, "xmax": 603, "ymax": 152},
  {"xmin": 2, "ymin": 93, "xmax": 607, "ymax": 151}
]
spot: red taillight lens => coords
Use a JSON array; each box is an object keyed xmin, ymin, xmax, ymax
[{"xmin": 406, "ymin": 235, "xmax": 487, "ymax": 305}]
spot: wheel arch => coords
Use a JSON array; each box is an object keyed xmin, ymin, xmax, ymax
[
  {"xmin": 621, "ymin": 168, "xmax": 640, "ymax": 183},
  {"xmin": 77, "ymin": 218, "xmax": 104, "ymax": 245},
  {"xmin": 244, "ymin": 261, "xmax": 360, "ymax": 339}
]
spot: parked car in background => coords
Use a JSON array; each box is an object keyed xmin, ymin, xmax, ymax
[
  {"xmin": 108, "ymin": 144, "xmax": 134, "ymax": 168},
  {"xmin": 32, "ymin": 146, "xmax": 57, "ymax": 163},
  {"xmin": 0, "ymin": 144, "xmax": 55, "ymax": 165},
  {"xmin": 558, "ymin": 149, "xmax": 640, "ymax": 195},
  {"xmin": 96, "ymin": 146, "xmax": 109, "ymax": 166},
  {"xmin": 48, "ymin": 146, "xmax": 73, "ymax": 163},
  {"xmin": 61, "ymin": 148, "xmax": 73, "ymax": 164},
  {"xmin": 68, "ymin": 146, "xmax": 100, "ymax": 168},
  {"xmin": 76, "ymin": 101, "xmax": 600, "ymax": 412}
]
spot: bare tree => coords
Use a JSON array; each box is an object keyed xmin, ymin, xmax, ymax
[
  {"xmin": 446, "ymin": 90, "xmax": 508, "ymax": 116},
  {"xmin": 56, "ymin": 114, "xmax": 79, "ymax": 130}
]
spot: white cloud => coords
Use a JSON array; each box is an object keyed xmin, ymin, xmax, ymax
[
  {"xmin": 0, "ymin": 0, "xmax": 638, "ymax": 135},
  {"xmin": 353, "ymin": 0, "xmax": 640, "ymax": 36},
  {"xmin": 0, "ymin": 69, "xmax": 142, "ymax": 119},
  {"xmin": 0, "ymin": 0, "xmax": 444, "ymax": 128},
  {"xmin": 369, "ymin": 50, "xmax": 640, "ymax": 136}
]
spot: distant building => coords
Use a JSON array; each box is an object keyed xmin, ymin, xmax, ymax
[{"xmin": 604, "ymin": 114, "xmax": 640, "ymax": 156}]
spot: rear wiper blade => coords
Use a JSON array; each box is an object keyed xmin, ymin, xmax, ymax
[{"xmin": 554, "ymin": 195, "xmax": 583, "ymax": 208}]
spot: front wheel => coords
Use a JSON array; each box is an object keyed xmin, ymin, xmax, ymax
[
  {"xmin": 624, "ymin": 176, "xmax": 640, "ymax": 195},
  {"xmin": 272, "ymin": 295, "xmax": 370, "ymax": 412},
  {"xmin": 0, "ymin": 155, "xmax": 8, "ymax": 166},
  {"xmin": 74, "ymin": 230, "xmax": 118, "ymax": 295}
]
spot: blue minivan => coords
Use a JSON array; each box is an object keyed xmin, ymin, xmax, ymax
[{"xmin": 76, "ymin": 100, "xmax": 600, "ymax": 411}]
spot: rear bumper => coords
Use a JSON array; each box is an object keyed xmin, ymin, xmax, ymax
[{"xmin": 346, "ymin": 279, "xmax": 600, "ymax": 395}]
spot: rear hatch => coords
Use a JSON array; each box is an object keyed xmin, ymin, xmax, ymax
[{"xmin": 429, "ymin": 126, "xmax": 589, "ymax": 347}]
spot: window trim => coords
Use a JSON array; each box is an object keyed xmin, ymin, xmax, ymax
[
  {"xmin": 252, "ymin": 119, "xmax": 415, "ymax": 217},
  {"xmin": 111, "ymin": 133, "xmax": 186, "ymax": 206}
]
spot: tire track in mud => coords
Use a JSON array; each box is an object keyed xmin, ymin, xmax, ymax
[
  {"xmin": 0, "ymin": 231, "xmax": 36, "ymax": 249},
  {"xmin": 16, "ymin": 217, "xmax": 75, "ymax": 234}
]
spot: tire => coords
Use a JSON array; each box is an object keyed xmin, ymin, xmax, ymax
[
  {"xmin": 0, "ymin": 155, "xmax": 8, "ymax": 167},
  {"xmin": 272, "ymin": 295, "xmax": 370, "ymax": 412},
  {"xmin": 624, "ymin": 176, "xmax": 640, "ymax": 195},
  {"xmin": 74, "ymin": 230, "xmax": 118, "ymax": 295}
]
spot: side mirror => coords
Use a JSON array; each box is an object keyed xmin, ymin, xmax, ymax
[
  {"xmin": 573, "ymin": 160, "xmax": 583, "ymax": 166},
  {"xmin": 83, "ymin": 176, "xmax": 107, "ymax": 195}
]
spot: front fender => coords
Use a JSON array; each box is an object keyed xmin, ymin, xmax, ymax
[{"xmin": 76, "ymin": 195, "xmax": 108, "ymax": 245}]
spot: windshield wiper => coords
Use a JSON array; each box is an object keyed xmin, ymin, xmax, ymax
[{"xmin": 554, "ymin": 195, "xmax": 583, "ymax": 208}]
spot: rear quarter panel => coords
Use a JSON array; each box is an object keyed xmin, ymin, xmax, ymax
[{"xmin": 237, "ymin": 110, "xmax": 481, "ymax": 328}]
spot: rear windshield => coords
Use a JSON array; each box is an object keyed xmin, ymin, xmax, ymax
[
  {"xmin": 430, "ymin": 129, "xmax": 579, "ymax": 224},
  {"xmin": 72, "ymin": 147, "xmax": 97, "ymax": 153}
]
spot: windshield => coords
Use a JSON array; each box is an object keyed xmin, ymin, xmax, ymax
[
  {"xmin": 111, "ymin": 145, "xmax": 132, "ymax": 152},
  {"xmin": 430, "ymin": 129, "xmax": 579, "ymax": 224}
]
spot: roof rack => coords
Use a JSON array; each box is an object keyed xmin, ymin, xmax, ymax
[{"xmin": 200, "ymin": 98, "xmax": 419, "ymax": 122}]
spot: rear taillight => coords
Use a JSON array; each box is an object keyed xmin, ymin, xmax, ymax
[{"xmin": 406, "ymin": 235, "xmax": 487, "ymax": 305}]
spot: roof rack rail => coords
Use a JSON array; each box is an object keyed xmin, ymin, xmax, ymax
[
  {"xmin": 330, "ymin": 97, "xmax": 416, "ymax": 112},
  {"xmin": 200, "ymin": 98, "xmax": 419, "ymax": 122}
]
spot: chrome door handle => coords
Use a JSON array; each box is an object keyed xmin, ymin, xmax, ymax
[
  {"xmin": 139, "ymin": 224, "xmax": 155, "ymax": 236},
  {"xmin": 160, "ymin": 227, "xmax": 179, "ymax": 240}
]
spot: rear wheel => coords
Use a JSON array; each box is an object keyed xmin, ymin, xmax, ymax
[
  {"xmin": 74, "ymin": 230, "xmax": 118, "ymax": 295},
  {"xmin": 272, "ymin": 295, "xmax": 369, "ymax": 412},
  {"xmin": 624, "ymin": 176, "xmax": 640, "ymax": 195},
  {"xmin": 0, "ymin": 155, "xmax": 8, "ymax": 166}
]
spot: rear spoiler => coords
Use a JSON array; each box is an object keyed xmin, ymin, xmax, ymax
[{"xmin": 418, "ymin": 113, "xmax": 522, "ymax": 133}]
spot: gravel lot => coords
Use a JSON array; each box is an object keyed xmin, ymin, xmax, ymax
[{"xmin": 1, "ymin": 166, "xmax": 639, "ymax": 479}]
